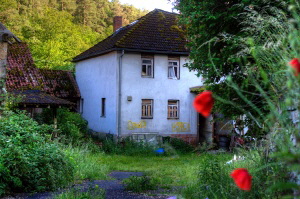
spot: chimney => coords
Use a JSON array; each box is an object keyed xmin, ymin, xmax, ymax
[{"xmin": 113, "ymin": 16, "xmax": 122, "ymax": 32}]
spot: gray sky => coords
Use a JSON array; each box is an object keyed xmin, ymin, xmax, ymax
[{"xmin": 119, "ymin": 0, "xmax": 174, "ymax": 12}]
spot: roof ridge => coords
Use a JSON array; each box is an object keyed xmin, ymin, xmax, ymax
[{"xmin": 153, "ymin": 8, "xmax": 178, "ymax": 15}]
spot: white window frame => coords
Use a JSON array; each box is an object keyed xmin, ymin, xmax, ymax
[
  {"xmin": 142, "ymin": 58, "xmax": 153, "ymax": 78},
  {"xmin": 141, "ymin": 99, "xmax": 153, "ymax": 119},
  {"xmin": 168, "ymin": 100, "xmax": 179, "ymax": 119},
  {"xmin": 168, "ymin": 60, "xmax": 179, "ymax": 79}
]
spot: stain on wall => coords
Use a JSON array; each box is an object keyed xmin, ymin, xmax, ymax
[
  {"xmin": 127, "ymin": 120, "xmax": 147, "ymax": 130},
  {"xmin": 172, "ymin": 122, "xmax": 190, "ymax": 132}
]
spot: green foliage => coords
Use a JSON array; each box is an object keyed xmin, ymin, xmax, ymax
[
  {"xmin": 176, "ymin": 0, "xmax": 288, "ymax": 119},
  {"xmin": 163, "ymin": 137, "xmax": 194, "ymax": 154},
  {"xmin": 178, "ymin": 0, "xmax": 300, "ymax": 197},
  {"xmin": 0, "ymin": 0, "xmax": 148, "ymax": 70},
  {"xmin": 123, "ymin": 176, "xmax": 158, "ymax": 192},
  {"xmin": 101, "ymin": 137, "xmax": 156, "ymax": 156},
  {"xmin": 62, "ymin": 143, "xmax": 109, "ymax": 181},
  {"xmin": 0, "ymin": 111, "xmax": 74, "ymax": 196},
  {"xmin": 57, "ymin": 108, "xmax": 88, "ymax": 140},
  {"xmin": 181, "ymin": 152, "xmax": 288, "ymax": 199},
  {"xmin": 54, "ymin": 185, "xmax": 105, "ymax": 199},
  {"xmin": 36, "ymin": 108, "xmax": 88, "ymax": 141}
]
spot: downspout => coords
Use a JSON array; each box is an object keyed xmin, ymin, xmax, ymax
[{"xmin": 117, "ymin": 50, "xmax": 125, "ymax": 138}]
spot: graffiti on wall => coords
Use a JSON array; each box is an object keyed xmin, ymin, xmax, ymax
[
  {"xmin": 172, "ymin": 122, "xmax": 190, "ymax": 132},
  {"xmin": 127, "ymin": 120, "xmax": 147, "ymax": 130}
]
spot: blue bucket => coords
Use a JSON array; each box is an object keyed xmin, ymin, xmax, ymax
[{"xmin": 155, "ymin": 148, "xmax": 165, "ymax": 155}]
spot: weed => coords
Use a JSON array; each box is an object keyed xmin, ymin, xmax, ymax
[
  {"xmin": 54, "ymin": 185, "xmax": 105, "ymax": 199},
  {"xmin": 123, "ymin": 176, "xmax": 158, "ymax": 192}
]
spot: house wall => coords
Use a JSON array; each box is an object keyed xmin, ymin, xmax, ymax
[
  {"xmin": 120, "ymin": 52, "xmax": 203, "ymax": 143},
  {"xmin": 75, "ymin": 51, "xmax": 118, "ymax": 134}
]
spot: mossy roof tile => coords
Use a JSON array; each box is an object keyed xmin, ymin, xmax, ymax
[
  {"xmin": 73, "ymin": 9, "xmax": 188, "ymax": 62},
  {"xmin": 6, "ymin": 43, "xmax": 80, "ymax": 104}
]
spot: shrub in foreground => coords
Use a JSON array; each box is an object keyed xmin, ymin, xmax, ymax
[
  {"xmin": 181, "ymin": 152, "xmax": 288, "ymax": 199},
  {"xmin": 0, "ymin": 111, "xmax": 74, "ymax": 196}
]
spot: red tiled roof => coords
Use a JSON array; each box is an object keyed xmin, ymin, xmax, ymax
[
  {"xmin": 6, "ymin": 43, "xmax": 80, "ymax": 103},
  {"xmin": 73, "ymin": 9, "xmax": 188, "ymax": 62}
]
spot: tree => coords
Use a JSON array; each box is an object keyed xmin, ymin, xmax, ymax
[{"xmin": 176, "ymin": 0, "xmax": 288, "ymax": 119}]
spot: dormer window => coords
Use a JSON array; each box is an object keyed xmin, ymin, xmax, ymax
[
  {"xmin": 141, "ymin": 54, "xmax": 154, "ymax": 78},
  {"xmin": 168, "ymin": 56, "xmax": 180, "ymax": 79}
]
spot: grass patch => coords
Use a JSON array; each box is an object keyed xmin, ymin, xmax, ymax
[
  {"xmin": 54, "ymin": 185, "xmax": 105, "ymax": 199},
  {"xmin": 123, "ymin": 176, "xmax": 158, "ymax": 192},
  {"xmin": 89, "ymin": 153, "xmax": 232, "ymax": 187}
]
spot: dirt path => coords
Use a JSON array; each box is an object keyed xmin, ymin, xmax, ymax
[{"xmin": 1, "ymin": 172, "xmax": 178, "ymax": 199}]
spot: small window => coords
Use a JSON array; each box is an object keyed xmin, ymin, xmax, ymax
[
  {"xmin": 141, "ymin": 99, "xmax": 153, "ymax": 119},
  {"xmin": 168, "ymin": 100, "xmax": 179, "ymax": 119},
  {"xmin": 168, "ymin": 60, "xmax": 179, "ymax": 79},
  {"xmin": 142, "ymin": 58, "xmax": 153, "ymax": 77},
  {"xmin": 101, "ymin": 98, "xmax": 106, "ymax": 117},
  {"xmin": 80, "ymin": 98, "xmax": 84, "ymax": 114}
]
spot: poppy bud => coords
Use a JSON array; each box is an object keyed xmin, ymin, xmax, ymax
[
  {"xmin": 231, "ymin": 168, "xmax": 252, "ymax": 191},
  {"xmin": 289, "ymin": 58, "xmax": 300, "ymax": 76},
  {"xmin": 193, "ymin": 91, "xmax": 214, "ymax": 118}
]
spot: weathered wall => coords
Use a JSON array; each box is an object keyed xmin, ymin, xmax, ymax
[
  {"xmin": 119, "ymin": 52, "xmax": 203, "ymax": 139},
  {"xmin": 75, "ymin": 51, "xmax": 118, "ymax": 134}
]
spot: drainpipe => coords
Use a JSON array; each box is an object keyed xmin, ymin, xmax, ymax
[{"xmin": 117, "ymin": 50, "xmax": 125, "ymax": 139}]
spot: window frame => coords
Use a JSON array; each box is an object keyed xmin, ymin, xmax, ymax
[
  {"xmin": 141, "ymin": 99, "xmax": 153, "ymax": 119},
  {"xmin": 141, "ymin": 58, "xmax": 154, "ymax": 78},
  {"xmin": 101, "ymin": 98, "xmax": 106, "ymax": 117},
  {"xmin": 168, "ymin": 58, "xmax": 180, "ymax": 80},
  {"xmin": 167, "ymin": 100, "xmax": 179, "ymax": 119}
]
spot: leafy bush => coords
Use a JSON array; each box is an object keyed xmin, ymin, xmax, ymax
[
  {"xmin": 123, "ymin": 176, "xmax": 158, "ymax": 192},
  {"xmin": 0, "ymin": 111, "xmax": 74, "ymax": 196},
  {"xmin": 35, "ymin": 108, "xmax": 88, "ymax": 141},
  {"xmin": 101, "ymin": 137, "xmax": 156, "ymax": 156},
  {"xmin": 163, "ymin": 137, "xmax": 194, "ymax": 154}
]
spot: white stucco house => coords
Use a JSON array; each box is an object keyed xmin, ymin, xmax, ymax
[{"xmin": 73, "ymin": 9, "xmax": 213, "ymax": 145}]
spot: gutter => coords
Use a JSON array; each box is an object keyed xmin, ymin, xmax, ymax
[{"xmin": 117, "ymin": 50, "xmax": 125, "ymax": 138}]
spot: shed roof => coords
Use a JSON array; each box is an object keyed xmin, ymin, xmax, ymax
[
  {"xmin": 11, "ymin": 90, "xmax": 75, "ymax": 107},
  {"xmin": 73, "ymin": 9, "xmax": 188, "ymax": 62},
  {"xmin": 6, "ymin": 42, "xmax": 80, "ymax": 103}
]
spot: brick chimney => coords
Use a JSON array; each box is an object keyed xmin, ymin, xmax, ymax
[{"xmin": 113, "ymin": 16, "xmax": 122, "ymax": 32}]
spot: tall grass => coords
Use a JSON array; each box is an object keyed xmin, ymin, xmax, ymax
[
  {"xmin": 181, "ymin": 150, "xmax": 287, "ymax": 199},
  {"xmin": 61, "ymin": 142, "xmax": 110, "ymax": 181}
]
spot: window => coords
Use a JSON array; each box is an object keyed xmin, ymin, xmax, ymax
[
  {"xmin": 168, "ymin": 100, "xmax": 179, "ymax": 119},
  {"xmin": 141, "ymin": 99, "xmax": 153, "ymax": 118},
  {"xmin": 168, "ymin": 56, "xmax": 180, "ymax": 79},
  {"xmin": 168, "ymin": 60, "xmax": 179, "ymax": 79},
  {"xmin": 101, "ymin": 98, "xmax": 106, "ymax": 117},
  {"xmin": 142, "ymin": 58, "xmax": 153, "ymax": 77},
  {"xmin": 80, "ymin": 98, "xmax": 84, "ymax": 114}
]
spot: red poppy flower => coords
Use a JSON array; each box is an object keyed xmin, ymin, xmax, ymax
[
  {"xmin": 193, "ymin": 91, "xmax": 214, "ymax": 118},
  {"xmin": 289, "ymin": 58, "xmax": 300, "ymax": 76},
  {"xmin": 230, "ymin": 168, "xmax": 252, "ymax": 191}
]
